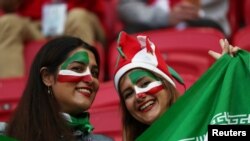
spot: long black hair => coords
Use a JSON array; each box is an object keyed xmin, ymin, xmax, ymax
[{"xmin": 6, "ymin": 36, "xmax": 100, "ymax": 141}]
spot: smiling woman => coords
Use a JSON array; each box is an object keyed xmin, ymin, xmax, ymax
[
  {"xmin": 113, "ymin": 31, "xmax": 241, "ymax": 141},
  {"xmin": 114, "ymin": 31, "xmax": 180, "ymax": 141},
  {"xmin": 1, "ymin": 36, "xmax": 113, "ymax": 141},
  {"xmin": 119, "ymin": 69, "xmax": 177, "ymax": 125}
]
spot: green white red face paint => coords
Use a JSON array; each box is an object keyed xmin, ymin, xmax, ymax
[
  {"xmin": 57, "ymin": 51, "xmax": 92, "ymax": 82},
  {"xmin": 128, "ymin": 69, "xmax": 163, "ymax": 98}
]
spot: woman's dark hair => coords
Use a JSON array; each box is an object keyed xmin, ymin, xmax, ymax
[
  {"xmin": 5, "ymin": 36, "xmax": 100, "ymax": 141},
  {"xmin": 118, "ymin": 69, "xmax": 179, "ymax": 141}
]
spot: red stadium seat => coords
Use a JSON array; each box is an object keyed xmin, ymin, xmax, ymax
[
  {"xmin": 0, "ymin": 40, "xmax": 46, "ymax": 122},
  {"xmin": 232, "ymin": 26, "xmax": 250, "ymax": 51},
  {"xmin": 89, "ymin": 81, "xmax": 122, "ymax": 141},
  {"xmin": 227, "ymin": 0, "xmax": 243, "ymax": 37},
  {"xmin": 103, "ymin": 0, "xmax": 123, "ymax": 45},
  {"xmin": 94, "ymin": 42, "xmax": 106, "ymax": 82},
  {"xmin": 107, "ymin": 27, "xmax": 225, "ymax": 85},
  {"xmin": 24, "ymin": 39, "xmax": 47, "ymax": 76},
  {"xmin": 243, "ymin": 0, "xmax": 250, "ymax": 26},
  {"xmin": 107, "ymin": 41, "xmax": 118, "ymax": 80},
  {"xmin": 0, "ymin": 77, "xmax": 26, "ymax": 122}
]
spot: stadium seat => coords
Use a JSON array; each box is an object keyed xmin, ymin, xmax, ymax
[
  {"xmin": 94, "ymin": 42, "xmax": 106, "ymax": 82},
  {"xmin": 24, "ymin": 39, "xmax": 47, "ymax": 76},
  {"xmin": 243, "ymin": 0, "xmax": 250, "ymax": 26},
  {"xmin": 103, "ymin": 0, "xmax": 123, "ymax": 46},
  {"xmin": 227, "ymin": 0, "xmax": 243, "ymax": 37},
  {"xmin": 232, "ymin": 26, "xmax": 250, "ymax": 51},
  {"xmin": 0, "ymin": 40, "xmax": 46, "ymax": 122},
  {"xmin": 89, "ymin": 81, "xmax": 122, "ymax": 141},
  {"xmin": 107, "ymin": 41, "xmax": 118, "ymax": 80},
  {"xmin": 0, "ymin": 77, "xmax": 26, "ymax": 122}
]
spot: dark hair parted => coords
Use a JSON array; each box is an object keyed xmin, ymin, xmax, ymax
[
  {"xmin": 118, "ymin": 69, "xmax": 180, "ymax": 141},
  {"xmin": 5, "ymin": 36, "xmax": 100, "ymax": 141}
]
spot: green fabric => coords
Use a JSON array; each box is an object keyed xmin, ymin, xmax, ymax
[
  {"xmin": 137, "ymin": 50, "xmax": 250, "ymax": 141},
  {"xmin": 64, "ymin": 112, "xmax": 94, "ymax": 134},
  {"xmin": 0, "ymin": 136, "xmax": 17, "ymax": 141}
]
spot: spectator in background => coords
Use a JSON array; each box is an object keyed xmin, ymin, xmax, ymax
[
  {"xmin": 18, "ymin": 0, "xmax": 107, "ymax": 46},
  {"xmin": 201, "ymin": 0, "xmax": 230, "ymax": 36},
  {"xmin": 118, "ymin": 0, "xmax": 229, "ymax": 36},
  {"xmin": 0, "ymin": 0, "xmax": 107, "ymax": 78},
  {"xmin": 0, "ymin": 0, "xmax": 44, "ymax": 78}
]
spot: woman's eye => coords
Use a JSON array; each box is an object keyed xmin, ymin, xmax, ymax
[
  {"xmin": 71, "ymin": 66, "xmax": 84, "ymax": 73},
  {"xmin": 140, "ymin": 81, "xmax": 151, "ymax": 88},
  {"xmin": 123, "ymin": 90, "xmax": 134, "ymax": 99},
  {"xmin": 91, "ymin": 69, "xmax": 99, "ymax": 78}
]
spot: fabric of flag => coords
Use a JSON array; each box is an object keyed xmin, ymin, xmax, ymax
[
  {"xmin": 0, "ymin": 136, "xmax": 17, "ymax": 141},
  {"xmin": 136, "ymin": 50, "xmax": 250, "ymax": 141}
]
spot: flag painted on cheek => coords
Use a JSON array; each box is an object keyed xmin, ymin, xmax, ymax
[
  {"xmin": 58, "ymin": 68, "xmax": 92, "ymax": 82},
  {"xmin": 134, "ymin": 81, "xmax": 163, "ymax": 98},
  {"xmin": 57, "ymin": 51, "xmax": 92, "ymax": 82},
  {"xmin": 136, "ymin": 50, "xmax": 250, "ymax": 141},
  {"xmin": 129, "ymin": 70, "xmax": 163, "ymax": 97}
]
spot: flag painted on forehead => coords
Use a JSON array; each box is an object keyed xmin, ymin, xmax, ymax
[
  {"xmin": 58, "ymin": 51, "xmax": 92, "ymax": 82},
  {"xmin": 129, "ymin": 69, "xmax": 163, "ymax": 98},
  {"xmin": 137, "ymin": 50, "xmax": 250, "ymax": 141}
]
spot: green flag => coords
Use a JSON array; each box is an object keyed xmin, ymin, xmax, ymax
[
  {"xmin": 137, "ymin": 50, "xmax": 250, "ymax": 141},
  {"xmin": 0, "ymin": 136, "xmax": 17, "ymax": 141}
]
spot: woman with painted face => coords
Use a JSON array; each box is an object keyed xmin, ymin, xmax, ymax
[
  {"xmin": 2, "ymin": 36, "xmax": 113, "ymax": 141},
  {"xmin": 113, "ymin": 31, "xmax": 241, "ymax": 141}
]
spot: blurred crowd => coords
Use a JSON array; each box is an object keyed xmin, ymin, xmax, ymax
[{"xmin": 0, "ymin": 0, "xmax": 247, "ymax": 80}]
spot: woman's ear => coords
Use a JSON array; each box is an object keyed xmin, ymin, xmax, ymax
[{"xmin": 40, "ymin": 67, "xmax": 54, "ymax": 86}]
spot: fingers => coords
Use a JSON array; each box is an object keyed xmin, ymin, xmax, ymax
[
  {"xmin": 209, "ymin": 38, "xmax": 241, "ymax": 60},
  {"xmin": 222, "ymin": 39, "xmax": 230, "ymax": 55},
  {"xmin": 220, "ymin": 39, "xmax": 240, "ymax": 57},
  {"xmin": 233, "ymin": 46, "xmax": 241, "ymax": 52},
  {"xmin": 229, "ymin": 45, "xmax": 234, "ymax": 57},
  {"xmin": 208, "ymin": 50, "xmax": 221, "ymax": 59}
]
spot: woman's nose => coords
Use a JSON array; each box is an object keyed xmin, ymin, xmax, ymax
[
  {"xmin": 135, "ymin": 93, "xmax": 146, "ymax": 100},
  {"xmin": 81, "ymin": 74, "xmax": 93, "ymax": 83}
]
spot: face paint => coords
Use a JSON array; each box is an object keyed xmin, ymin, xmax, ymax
[
  {"xmin": 57, "ymin": 51, "xmax": 92, "ymax": 82},
  {"xmin": 58, "ymin": 67, "xmax": 92, "ymax": 82},
  {"xmin": 134, "ymin": 81, "xmax": 163, "ymax": 98},
  {"xmin": 128, "ymin": 69, "xmax": 158, "ymax": 85},
  {"xmin": 128, "ymin": 70, "xmax": 163, "ymax": 98},
  {"xmin": 61, "ymin": 51, "xmax": 89, "ymax": 70}
]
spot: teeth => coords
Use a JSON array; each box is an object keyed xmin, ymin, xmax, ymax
[
  {"xmin": 140, "ymin": 101, "xmax": 154, "ymax": 111},
  {"xmin": 78, "ymin": 88, "xmax": 91, "ymax": 94}
]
